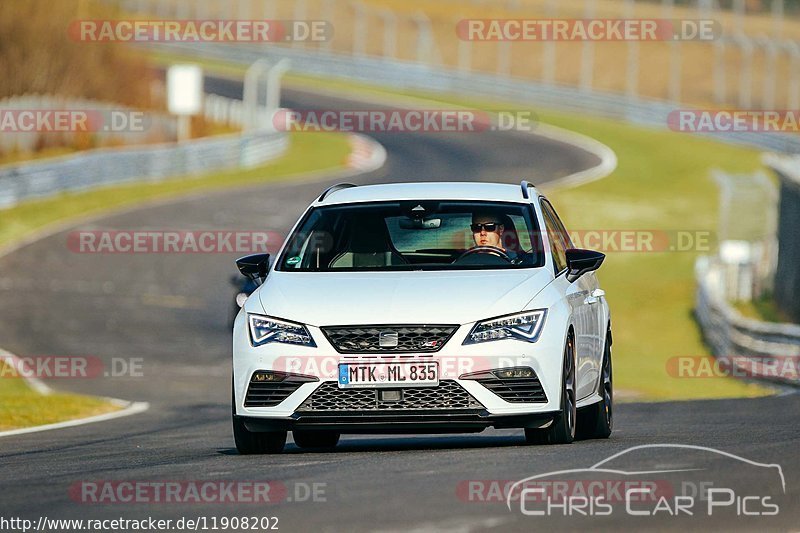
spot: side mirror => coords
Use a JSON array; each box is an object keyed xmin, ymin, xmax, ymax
[
  {"xmin": 565, "ymin": 248, "xmax": 605, "ymax": 283},
  {"xmin": 236, "ymin": 253, "xmax": 270, "ymax": 284}
]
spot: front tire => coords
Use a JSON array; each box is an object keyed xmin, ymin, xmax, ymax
[
  {"xmin": 525, "ymin": 332, "xmax": 576, "ymax": 445},
  {"xmin": 577, "ymin": 329, "xmax": 613, "ymax": 440},
  {"xmin": 232, "ymin": 386, "xmax": 287, "ymax": 454}
]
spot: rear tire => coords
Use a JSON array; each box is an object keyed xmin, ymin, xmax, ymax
[
  {"xmin": 232, "ymin": 385, "xmax": 287, "ymax": 454},
  {"xmin": 525, "ymin": 333, "xmax": 576, "ymax": 445},
  {"xmin": 577, "ymin": 329, "xmax": 613, "ymax": 440},
  {"xmin": 292, "ymin": 430, "xmax": 340, "ymax": 449}
]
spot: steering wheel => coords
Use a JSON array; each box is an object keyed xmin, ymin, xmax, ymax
[{"xmin": 455, "ymin": 246, "xmax": 512, "ymax": 263}]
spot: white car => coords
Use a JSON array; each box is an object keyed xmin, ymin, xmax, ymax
[{"xmin": 232, "ymin": 181, "xmax": 612, "ymax": 454}]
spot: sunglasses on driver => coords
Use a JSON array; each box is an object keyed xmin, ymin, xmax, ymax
[{"xmin": 471, "ymin": 222, "xmax": 502, "ymax": 233}]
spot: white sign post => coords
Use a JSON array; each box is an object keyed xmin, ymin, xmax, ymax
[{"xmin": 167, "ymin": 65, "xmax": 203, "ymax": 142}]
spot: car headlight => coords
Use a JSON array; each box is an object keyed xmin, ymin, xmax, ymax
[
  {"xmin": 248, "ymin": 314, "xmax": 316, "ymax": 347},
  {"xmin": 464, "ymin": 310, "xmax": 547, "ymax": 344}
]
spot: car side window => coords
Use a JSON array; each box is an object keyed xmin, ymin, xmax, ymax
[
  {"xmin": 542, "ymin": 199, "xmax": 573, "ymax": 249},
  {"xmin": 540, "ymin": 200, "xmax": 568, "ymax": 274}
]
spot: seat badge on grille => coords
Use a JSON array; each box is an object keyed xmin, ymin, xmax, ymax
[{"xmin": 378, "ymin": 330, "xmax": 399, "ymax": 348}]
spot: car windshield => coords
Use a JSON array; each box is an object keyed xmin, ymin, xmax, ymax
[{"xmin": 277, "ymin": 200, "xmax": 545, "ymax": 271}]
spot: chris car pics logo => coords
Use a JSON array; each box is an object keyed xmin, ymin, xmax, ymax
[{"xmin": 506, "ymin": 444, "xmax": 785, "ymax": 518}]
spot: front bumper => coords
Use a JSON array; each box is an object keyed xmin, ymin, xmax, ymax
[
  {"xmin": 232, "ymin": 310, "xmax": 568, "ymax": 430},
  {"xmin": 236, "ymin": 410, "xmax": 558, "ymax": 434}
]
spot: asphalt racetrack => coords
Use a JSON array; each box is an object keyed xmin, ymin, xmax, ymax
[{"xmin": 0, "ymin": 83, "xmax": 797, "ymax": 532}]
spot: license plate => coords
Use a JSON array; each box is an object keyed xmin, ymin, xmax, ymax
[{"xmin": 338, "ymin": 362, "xmax": 439, "ymax": 388}]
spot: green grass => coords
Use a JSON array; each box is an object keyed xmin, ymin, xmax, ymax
[
  {"xmin": 734, "ymin": 294, "xmax": 791, "ymax": 324},
  {"xmin": 0, "ymin": 362, "xmax": 120, "ymax": 431},
  {"xmin": 0, "ymin": 131, "xmax": 351, "ymax": 251}
]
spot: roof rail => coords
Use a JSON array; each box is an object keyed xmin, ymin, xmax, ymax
[
  {"xmin": 318, "ymin": 183, "xmax": 357, "ymax": 202},
  {"xmin": 520, "ymin": 180, "xmax": 532, "ymax": 199}
]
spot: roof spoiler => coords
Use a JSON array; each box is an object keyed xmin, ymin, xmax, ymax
[{"xmin": 318, "ymin": 183, "xmax": 358, "ymax": 202}]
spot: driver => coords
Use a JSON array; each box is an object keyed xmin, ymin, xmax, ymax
[
  {"xmin": 469, "ymin": 212, "xmax": 521, "ymax": 263},
  {"xmin": 471, "ymin": 212, "xmax": 506, "ymax": 249}
]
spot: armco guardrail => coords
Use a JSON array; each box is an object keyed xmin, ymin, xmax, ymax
[
  {"xmin": 0, "ymin": 129, "xmax": 288, "ymax": 209},
  {"xmin": 695, "ymin": 259, "xmax": 800, "ymax": 387}
]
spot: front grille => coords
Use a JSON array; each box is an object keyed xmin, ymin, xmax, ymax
[
  {"xmin": 321, "ymin": 325, "xmax": 458, "ymax": 353},
  {"xmin": 244, "ymin": 373, "xmax": 315, "ymax": 408},
  {"xmin": 297, "ymin": 380, "xmax": 484, "ymax": 411},
  {"xmin": 475, "ymin": 375, "xmax": 548, "ymax": 403}
]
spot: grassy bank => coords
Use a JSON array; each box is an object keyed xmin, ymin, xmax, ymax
[
  {"xmin": 0, "ymin": 362, "xmax": 120, "ymax": 431},
  {"xmin": 734, "ymin": 294, "xmax": 792, "ymax": 324}
]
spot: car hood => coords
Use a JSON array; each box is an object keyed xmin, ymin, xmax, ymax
[{"xmin": 255, "ymin": 269, "xmax": 553, "ymax": 326}]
